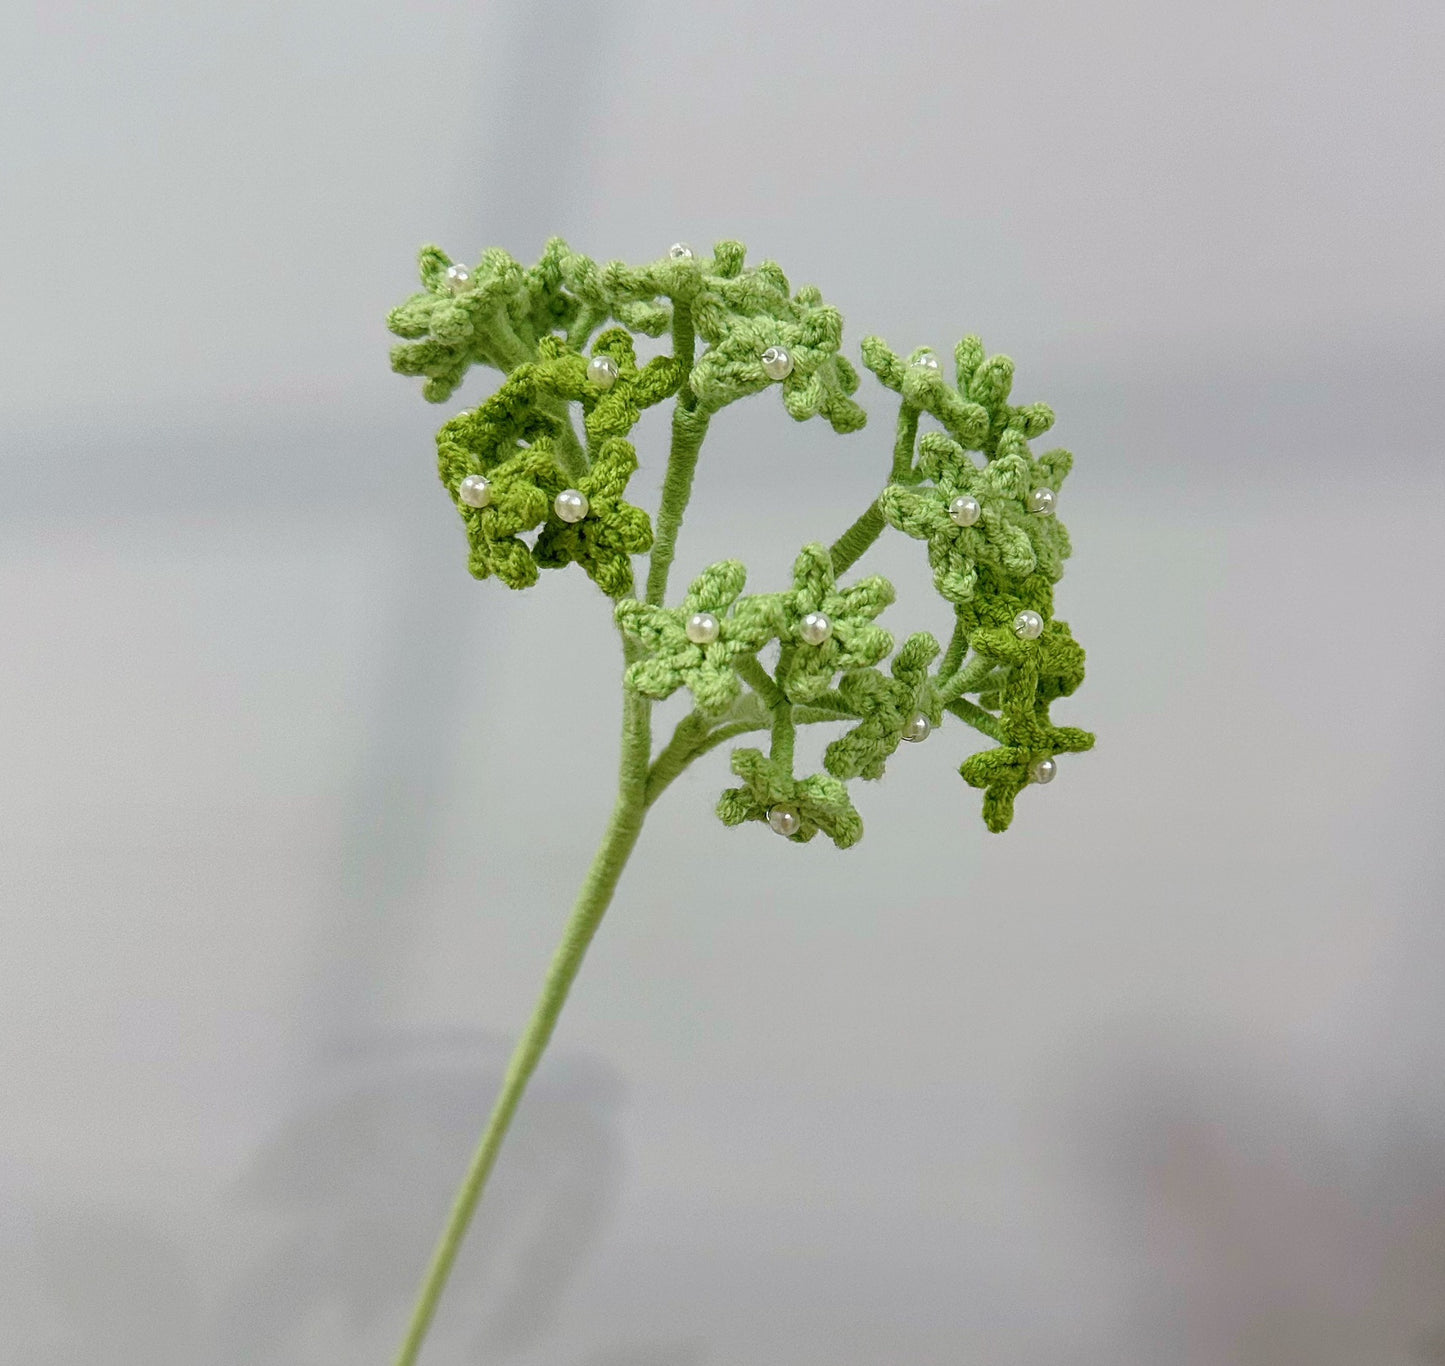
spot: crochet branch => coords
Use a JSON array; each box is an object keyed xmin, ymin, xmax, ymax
[{"xmin": 384, "ymin": 237, "xmax": 1094, "ymax": 1364}]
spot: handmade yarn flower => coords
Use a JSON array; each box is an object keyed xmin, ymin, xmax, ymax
[
  {"xmin": 530, "ymin": 437, "xmax": 653, "ymax": 598},
  {"xmin": 879, "ymin": 428, "xmax": 1073, "ymax": 604},
  {"xmin": 533, "ymin": 329, "xmax": 682, "ymax": 444},
  {"xmin": 824, "ymin": 632, "xmax": 946, "ymax": 781},
  {"xmin": 716, "ymin": 748, "xmax": 864, "ymax": 849},
  {"xmin": 439, "ymin": 439, "xmax": 559, "ymax": 590},
  {"xmin": 689, "ymin": 270, "xmax": 866, "ymax": 432},
  {"xmin": 861, "ymin": 334, "xmax": 1056, "ymax": 457},
  {"xmin": 435, "ymin": 360, "xmax": 569, "ymax": 482},
  {"xmin": 615, "ymin": 560, "xmax": 778, "ymax": 716},
  {"xmin": 388, "ymin": 241, "xmax": 583, "ymax": 401},
  {"xmin": 775, "ymin": 543, "xmax": 894, "ymax": 703},
  {"xmin": 385, "ymin": 233, "xmax": 1102, "ymax": 1366},
  {"xmin": 955, "ymin": 598, "xmax": 1094, "ymax": 831}
]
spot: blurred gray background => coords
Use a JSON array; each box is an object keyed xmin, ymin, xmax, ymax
[{"xmin": 3, "ymin": 1, "xmax": 1443, "ymax": 1362}]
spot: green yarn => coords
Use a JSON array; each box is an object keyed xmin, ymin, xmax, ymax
[
  {"xmin": 385, "ymin": 237, "xmax": 1096, "ymax": 1365},
  {"xmin": 617, "ymin": 560, "xmax": 776, "ymax": 716}
]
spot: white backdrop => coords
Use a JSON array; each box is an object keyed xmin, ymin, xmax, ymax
[{"xmin": 3, "ymin": 3, "xmax": 1444, "ymax": 1362}]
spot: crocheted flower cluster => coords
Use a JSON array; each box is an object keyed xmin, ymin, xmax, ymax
[
  {"xmin": 389, "ymin": 240, "xmax": 1093, "ymax": 836},
  {"xmin": 389, "ymin": 238, "xmax": 863, "ymax": 430}
]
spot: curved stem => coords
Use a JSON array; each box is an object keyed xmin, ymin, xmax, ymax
[
  {"xmin": 946, "ymin": 696, "xmax": 1004, "ymax": 742},
  {"xmin": 392, "ymin": 685, "xmax": 651, "ymax": 1366},
  {"xmin": 829, "ymin": 500, "xmax": 886, "ymax": 576},
  {"xmin": 645, "ymin": 297, "xmax": 706, "ymax": 606},
  {"xmin": 891, "ymin": 402, "xmax": 921, "ymax": 482},
  {"xmin": 733, "ymin": 655, "xmax": 784, "ymax": 710}
]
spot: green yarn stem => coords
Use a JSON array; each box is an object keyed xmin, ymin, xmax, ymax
[
  {"xmin": 644, "ymin": 300, "xmax": 705, "ymax": 606},
  {"xmin": 829, "ymin": 501, "xmax": 886, "ymax": 576},
  {"xmin": 644, "ymin": 406, "xmax": 710, "ymax": 605},
  {"xmin": 386, "ymin": 235, "xmax": 1097, "ymax": 1360},
  {"xmin": 946, "ymin": 696, "xmax": 1005, "ymax": 742},
  {"xmin": 392, "ymin": 683, "xmax": 651, "ymax": 1366},
  {"xmin": 734, "ymin": 654, "xmax": 784, "ymax": 709},
  {"xmin": 544, "ymin": 398, "xmax": 589, "ymax": 478}
]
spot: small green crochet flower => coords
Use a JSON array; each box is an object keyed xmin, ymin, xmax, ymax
[
  {"xmin": 534, "ymin": 329, "xmax": 682, "ymax": 444},
  {"xmin": 960, "ymin": 725, "xmax": 1096, "ymax": 833},
  {"xmin": 716, "ymin": 748, "xmax": 863, "ymax": 849},
  {"xmin": 388, "ymin": 242, "xmax": 581, "ymax": 401},
  {"xmin": 776, "ymin": 543, "xmax": 894, "ymax": 703},
  {"xmin": 690, "ymin": 276, "xmax": 866, "ymax": 432},
  {"xmin": 439, "ymin": 439, "xmax": 558, "ymax": 590},
  {"xmin": 956, "ymin": 607, "xmax": 1094, "ymax": 831},
  {"xmin": 880, "ymin": 430, "xmax": 1073, "ymax": 603},
  {"xmin": 435, "ymin": 359, "xmax": 566, "ymax": 480},
  {"xmin": 531, "ymin": 437, "xmax": 653, "ymax": 598},
  {"xmin": 861, "ymin": 334, "xmax": 1056, "ymax": 457},
  {"xmin": 615, "ymin": 560, "xmax": 778, "ymax": 716},
  {"xmin": 824, "ymin": 632, "xmax": 945, "ymax": 781}
]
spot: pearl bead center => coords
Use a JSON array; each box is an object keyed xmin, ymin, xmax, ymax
[
  {"xmin": 760, "ymin": 346, "xmax": 794, "ymax": 380},
  {"xmin": 1027, "ymin": 487, "xmax": 1056, "ymax": 516},
  {"xmin": 1029, "ymin": 756, "xmax": 1057, "ymax": 784},
  {"xmin": 685, "ymin": 611, "xmax": 720, "ymax": 645},
  {"xmin": 948, "ymin": 495, "xmax": 981, "ymax": 527},
  {"xmin": 901, "ymin": 712, "xmax": 931, "ymax": 743},
  {"xmin": 458, "ymin": 474, "xmax": 492, "ymax": 508},
  {"xmin": 767, "ymin": 804, "xmax": 802, "ymax": 837},
  {"xmin": 554, "ymin": 489, "xmax": 590, "ymax": 523},
  {"xmin": 1014, "ymin": 610, "xmax": 1044, "ymax": 640},
  {"xmin": 587, "ymin": 355, "xmax": 619, "ymax": 389},
  {"xmin": 798, "ymin": 611, "xmax": 833, "ymax": 645}
]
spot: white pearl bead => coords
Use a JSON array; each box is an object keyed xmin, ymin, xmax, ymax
[
  {"xmin": 444, "ymin": 264, "xmax": 471, "ymax": 293},
  {"xmin": 1013, "ymin": 609, "xmax": 1044, "ymax": 640},
  {"xmin": 767, "ymin": 804, "xmax": 802, "ymax": 837},
  {"xmin": 798, "ymin": 611, "xmax": 833, "ymax": 645},
  {"xmin": 587, "ymin": 354, "xmax": 619, "ymax": 389},
  {"xmin": 1027, "ymin": 487, "xmax": 1056, "ymax": 516},
  {"xmin": 760, "ymin": 346, "xmax": 794, "ymax": 380},
  {"xmin": 911, "ymin": 352, "xmax": 941, "ymax": 371},
  {"xmin": 1029, "ymin": 756, "xmax": 1057, "ymax": 784},
  {"xmin": 901, "ymin": 712, "xmax": 931, "ymax": 743},
  {"xmin": 669, "ymin": 242, "xmax": 694, "ymax": 260},
  {"xmin": 458, "ymin": 474, "xmax": 492, "ymax": 508},
  {"xmin": 948, "ymin": 495, "xmax": 981, "ymax": 527},
  {"xmin": 554, "ymin": 489, "xmax": 590, "ymax": 523},
  {"xmin": 685, "ymin": 611, "xmax": 720, "ymax": 645}
]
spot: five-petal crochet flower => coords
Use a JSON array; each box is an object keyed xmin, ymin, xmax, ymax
[
  {"xmin": 388, "ymin": 241, "xmax": 582, "ymax": 401},
  {"xmin": 534, "ymin": 329, "xmax": 682, "ymax": 444},
  {"xmin": 531, "ymin": 437, "xmax": 654, "ymax": 598},
  {"xmin": 861, "ymin": 334, "xmax": 1057, "ymax": 457},
  {"xmin": 880, "ymin": 430, "xmax": 1073, "ymax": 604},
  {"xmin": 776, "ymin": 543, "xmax": 894, "ymax": 703},
  {"xmin": 716, "ymin": 749, "xmax": 864, "ymax": 849},
  {"xmin": 956, "ymin": 606, "xmax": 1094, "ymax": 831},
  {"xmin": 689, "ymin": 270, "xmax": 866, "ymax": 432},
  {"xmin": 438, "ymin": 438, "xmax": 559, "ymax": 590},
  {"xmin": 615, "ymin": 560, "xmax": 778, "ymax": 716},
  {"xmin": 824, "ymin": 632, "xmax": 944, "ymax": 781}
]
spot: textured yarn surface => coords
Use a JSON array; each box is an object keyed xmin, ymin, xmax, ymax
[
  {"xmin": 390, "ymin": 238, "xmax": 1094, "ymax": 838},
  {"xmin": 386, "ymin": 235, "xmax": 1098, "ymax": 1366}
]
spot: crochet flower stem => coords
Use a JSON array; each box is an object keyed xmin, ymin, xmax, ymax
[
  {"xmin": 644, "ymin": 295, "xmax": 705, "ymax": 607},
  {"xmin": 393, "ymin": 672, "xmax": 652, "ymax": 1366},
  {"xmin": 644, "ymin": 405, "xmax": 710, "ymax": 605},
  {"xmin": 829, "ymin": 499, "xmax": 886, "ymax": 576},
  {"xmin": 385, "ymin": 237, "xmax": 1095, "ymax": 1363}
]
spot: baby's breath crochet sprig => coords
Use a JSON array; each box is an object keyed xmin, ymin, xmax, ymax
[{"xmin": 385, "ymin": 238, "xmax": 1095, "ymax": 1365}]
